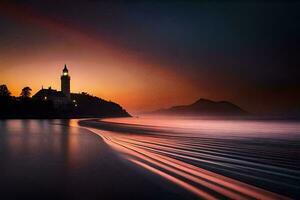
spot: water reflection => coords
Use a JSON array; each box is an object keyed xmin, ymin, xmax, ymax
[
  {"xmin": 0, "ymin": 119, "xmax": 98, "ymax": 176},
  {"xmin": 80, "ymin": 117, "xmax": 300, "ymax": 199},
  {"xmin": 1, "ymin": 119, "xmax": 202, "ymax": 200}
]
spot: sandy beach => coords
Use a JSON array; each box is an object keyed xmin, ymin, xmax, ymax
[
  {"xmin": 78, "ymin": 117, "xmax": 300, "ymax": 199},
  {"xmin": 1, "ymin": 118, "xmax": 299, "ymax": 199},
  {"xmin": 1, "ymin": 1, "xmax": 299, "ymax": 199},
  {"xmin": 0, "ymin": 119, "xmax": 197, "ymax": 200}
]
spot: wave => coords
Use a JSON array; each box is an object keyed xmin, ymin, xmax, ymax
[{"xmin": 78, "ymin": 118, "xmax": 300, "ymax": 199}]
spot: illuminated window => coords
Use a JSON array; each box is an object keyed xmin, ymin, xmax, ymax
[{"xmin": 63, "ymin": 72, "xmax": 68, "ymax": 76}]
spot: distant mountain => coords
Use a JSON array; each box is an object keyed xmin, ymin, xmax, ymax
[{"xmin": 151, "ymin": 98, "xmax": 248, "ymax": 116}]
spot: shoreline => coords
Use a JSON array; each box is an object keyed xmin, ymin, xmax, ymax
[
  {"xmin": 78, "ymin": 118, "xmax": 299, "ymax": 199},
  {"xmin": 0, "ymin": 119, "xmax": 197, "ymax": 200}
]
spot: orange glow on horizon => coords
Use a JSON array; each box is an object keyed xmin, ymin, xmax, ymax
[{"xmin": 0, "ymin": 2, "xmax": 206, "ymax": 113}]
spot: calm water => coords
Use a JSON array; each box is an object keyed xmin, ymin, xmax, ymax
[
  {"xmin": 1, "ymin": 118, "xmax": 300, "ymax": 199},
  {"xmin": 0, "ymin": 119, "xmax": 197, "ymax": 200},
  {"xmin": 80, "ymin": 116, "xmax": 300, "ymax": 199}
]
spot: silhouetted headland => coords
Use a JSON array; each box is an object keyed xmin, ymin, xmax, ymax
[
  {"xmin": 0, "ymin": 90, "xmax": 130, "ymax": 119},
  {"xmin": 0, "ymin": 65, "xmax": 130, "ymax": 119}
]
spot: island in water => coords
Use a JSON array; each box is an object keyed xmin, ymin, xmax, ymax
[
  {"xmin": 0, "ymin": 65, "xmax": 130, "ymax": 119},
  {"xmin": 149, "ymin": 98, "xmax": 248, "ymax": 116}
]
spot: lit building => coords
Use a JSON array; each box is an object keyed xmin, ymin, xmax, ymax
[{"xmin": 33, "ymin": 65, "xmax": 72, "ymax": 107}]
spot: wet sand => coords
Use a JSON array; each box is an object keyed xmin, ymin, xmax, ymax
[
  {"xmin": 79, "ymin": 117, "xmax": 300, "ymax": 199},
  {"xmin": 0, "ymin": 120, "xmax": 197, "ymax": 200}
]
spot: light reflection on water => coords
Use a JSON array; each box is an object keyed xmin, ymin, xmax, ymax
[
  {"xmin": 2, "ymin": 119, "xmax": 192, "ymax": 200},
  {"xmin": 102, "ymin": 116, "xmax": 300, "ymax": 139},
  {"xmin": 0, "ymin": 119, "xmax": 98, "ymax": 171},
  {"xmin": 1, "ymin": 118, "xmax": 299, "ymax": 199},
  {"xmin": 80, "ymin": 116, "xmax": 300, "ymax": 199}
]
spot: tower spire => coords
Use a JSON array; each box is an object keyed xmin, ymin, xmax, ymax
[{"xmin": 63, "ymin": 64, "xmax": 68, "ymax": 72}]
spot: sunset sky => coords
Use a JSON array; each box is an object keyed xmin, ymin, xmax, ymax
[{"xmin": 0, "ymin": 1, "xmax": 299, "ymax": 114}]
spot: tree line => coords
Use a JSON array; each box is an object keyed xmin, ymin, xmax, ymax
[
  {"xmin": 0, "ymin": 84, "xmax": 32, "ymax": 98},
  {"xmin": 0, "ymin": 84, "xmax": 59, "ymax": 118}
]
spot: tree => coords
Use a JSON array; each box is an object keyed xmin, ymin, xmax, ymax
[
  {"xmin": 20, "ymin": 87, "xmax": 32, "ymax": 98},
  {"xmin": 0, "ymin": 84, "xmax": 11, "ymax": 97}
]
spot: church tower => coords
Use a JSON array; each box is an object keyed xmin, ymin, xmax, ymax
[{"xmin": 61, "ymin": 64, "xmax": 70, "ymax": 100}]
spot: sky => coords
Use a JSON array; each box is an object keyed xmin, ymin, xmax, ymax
[{"xmin": 0, "ymin": 0, "xmax": 299, "ymax": 114}]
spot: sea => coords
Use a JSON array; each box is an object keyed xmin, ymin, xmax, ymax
[{"xmin": 1, "ymin": 116, "xmax": 300, "ymax": 199}]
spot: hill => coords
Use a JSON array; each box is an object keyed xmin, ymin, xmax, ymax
[
  {"xmin": 0, "ymin": 92, "xmax": 130, "ymax": 119},
  {"xmin": 151, "ymin": 98, "xmax": 248, "ymax": 116},
  {"xmin": 70, "ymin": 93, "xmax": 130, "ymax": 118}
]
